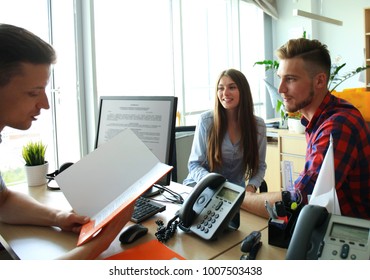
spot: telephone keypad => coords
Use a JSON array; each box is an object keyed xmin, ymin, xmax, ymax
[{"xmin": 197, "ymin": 210, "xmax": 220, "ymax": 232}]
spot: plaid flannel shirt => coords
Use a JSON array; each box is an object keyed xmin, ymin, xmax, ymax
[{"xmin": 295, "ymin": 92, "xmax": 370, "ymax": 219}]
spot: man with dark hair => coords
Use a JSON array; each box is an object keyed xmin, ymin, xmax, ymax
[
  {"xmin": 242, "ymin": 38, "xmax": 370, "ymax": 219},
  {"xmin": 0, "ymin": 23, "xmax": 134, "ymax": 259}
]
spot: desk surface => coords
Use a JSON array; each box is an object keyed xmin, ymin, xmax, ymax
[{"xmin": 0, "ymin": 182, "xmax": 271, "ymax": 260}]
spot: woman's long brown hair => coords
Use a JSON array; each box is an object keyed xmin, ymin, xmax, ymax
[{"xmin": 207, "ymin": 69, "xmax": 259, "ymax": 181}]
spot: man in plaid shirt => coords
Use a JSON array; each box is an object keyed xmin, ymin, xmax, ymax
[{"xmin": 242, "ymin": 38, "xmax": 370, "ymax": 220}]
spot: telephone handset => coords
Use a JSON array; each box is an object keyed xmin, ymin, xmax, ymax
[
  {"xmin": 286, "ymin": 204, "xmax": 370, "ymax": 260},
  {"xmin": 178, "ymin": 173, "xmax": 245, "ymax": 240}
]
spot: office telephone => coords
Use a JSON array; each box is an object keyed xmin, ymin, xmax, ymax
[
  {"xmin": 286, "ymin": 204, "xmax": 370, "ymax": 260},
  {"xmin": 178, "ymin": 173, "xmax": 245, "ymax": 240}
]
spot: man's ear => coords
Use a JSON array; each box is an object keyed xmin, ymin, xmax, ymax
[{"xmin": 314, "ymin": 72, "xmax": 327, "ymax": 90}]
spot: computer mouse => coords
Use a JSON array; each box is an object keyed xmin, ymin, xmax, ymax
[{"xmin": 119, "ymin": 224, "xmax": 148, "ymax": 244}]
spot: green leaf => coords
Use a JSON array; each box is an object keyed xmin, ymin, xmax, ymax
[
  {"xmin": 253, "ymin": 60, "xmax": 279, "ymax": 72},
  {"xmin": 22, "ymin": 141, "xmax": 47, "ymax": 166},
  {"xmin": 329, "ymin": 64, "xmax": 370, "ymax": 92}
]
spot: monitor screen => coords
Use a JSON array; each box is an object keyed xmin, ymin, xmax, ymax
[{"xmin": 95, "ymin": 96, "xmax": 178, "ymax": 186}]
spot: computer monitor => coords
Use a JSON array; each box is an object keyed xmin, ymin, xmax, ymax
[{"xmin": 95, "ymin": 96, "xmax": 178, "ymax": 186}]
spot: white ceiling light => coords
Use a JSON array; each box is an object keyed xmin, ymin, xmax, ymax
[{"xmin": 293, "ymin": 9, "xmax": 343, "ymax": 26}]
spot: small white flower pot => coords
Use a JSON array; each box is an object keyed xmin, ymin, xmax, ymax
[
  {"xmin": 288, "ymin": 118, "xmax": 305, "ymax": 134},
  {"xmin": 24, "ymin": 162, "xmax": 49, "ymax": 187}
]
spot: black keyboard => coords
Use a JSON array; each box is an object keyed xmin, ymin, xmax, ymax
[{"xmin": 131, "ymin": 196, "xmax": 166, "ymax": 223}]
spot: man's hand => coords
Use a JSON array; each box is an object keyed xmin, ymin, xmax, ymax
[{"xmin": 55, "ymin": 211, "xmax": 90, "ymax": 233}]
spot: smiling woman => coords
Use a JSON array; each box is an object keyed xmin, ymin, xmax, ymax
[{"xmin": 183, "ymin": 68, "xmax": 267, "ymax": 192}]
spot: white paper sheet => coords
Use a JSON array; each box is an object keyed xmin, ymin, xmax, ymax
[
  {"xmin": 55, "ymin": 128, "xmax": 172, "ymax": 217},
  {"xmin": 309, "ymin": 134, "xmax": 341, "ymax": 215}
]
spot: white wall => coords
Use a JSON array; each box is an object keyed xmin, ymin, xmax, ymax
[{"xmin": 272, "ymin": 0, "xmax": 369, "ymax": 91}]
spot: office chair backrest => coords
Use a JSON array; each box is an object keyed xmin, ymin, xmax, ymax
[
  {"xmin": 172, "ymin": 126, "xmax": 196, "ymax": 183},
  {"xmin": 259, "ymin": 180, "xmax": 268, "ymax": 193}
]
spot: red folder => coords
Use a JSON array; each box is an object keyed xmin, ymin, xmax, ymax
[{"xmin": 105, "ymin": 239, "xmax": 185, "ymax": 260}]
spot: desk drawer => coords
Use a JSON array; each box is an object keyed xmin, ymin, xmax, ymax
[{"xmin": 281, "ymin": 136, "xmax": 306, "ymax": 155}]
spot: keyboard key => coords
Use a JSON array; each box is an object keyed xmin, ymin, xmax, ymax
[{"xmin": 131, "ymin": 196, "xmax": 166, "ymax": 223}]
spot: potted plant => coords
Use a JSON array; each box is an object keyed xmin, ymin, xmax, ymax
[
  {"xmin": 22, "ymin": 141, "xmax": 49, "ymax": 186},
  {"xmin": 286, "ymin": 112, "xmax": 305, "ymax": 133}
]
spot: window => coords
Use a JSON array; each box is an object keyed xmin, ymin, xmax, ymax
[
  {"xmin": 179, "ymin": 0, "xmax": 235, "ymax": 125},
  {"xmin": 0, "ymin": 0, "xmax": 54, "ymax": 186},
  {"xmin": 93, "ymin": 0, "xmax": 174, "ymax": 97},
  {"xmin": 239, "ymin": 0, "xmax": 266, "ymax": 117},
  {"xmin": 0, "ymin": 0, "xmax": 81, "ymax": 185},
  {"xmin": 49, "ymin": 0, "xmax": 81, "ymax": 165},
  {"xmin": 93, "ymin": 0, "xmax": 265, "ymax": 129}
]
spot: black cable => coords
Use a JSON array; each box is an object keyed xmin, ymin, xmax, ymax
[
  {"xmin": 153, "ymin": 184, "xmax": 185, "ymax": 204},
  {"xmin": 155, "ymin": 214, "xmax": 179, "ymax": 243}
]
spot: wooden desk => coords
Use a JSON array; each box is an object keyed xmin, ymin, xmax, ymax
[
  {"xmin": 213, "ymin": 227, "xmax": 287, "ymax": 260},
  {"xmin": 0, "ymin": 182, "xmax": 269, "ymax": 260},
  {"xmin": 0, "ymin": 184, "xmax": 78, "ymax": 260}
]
